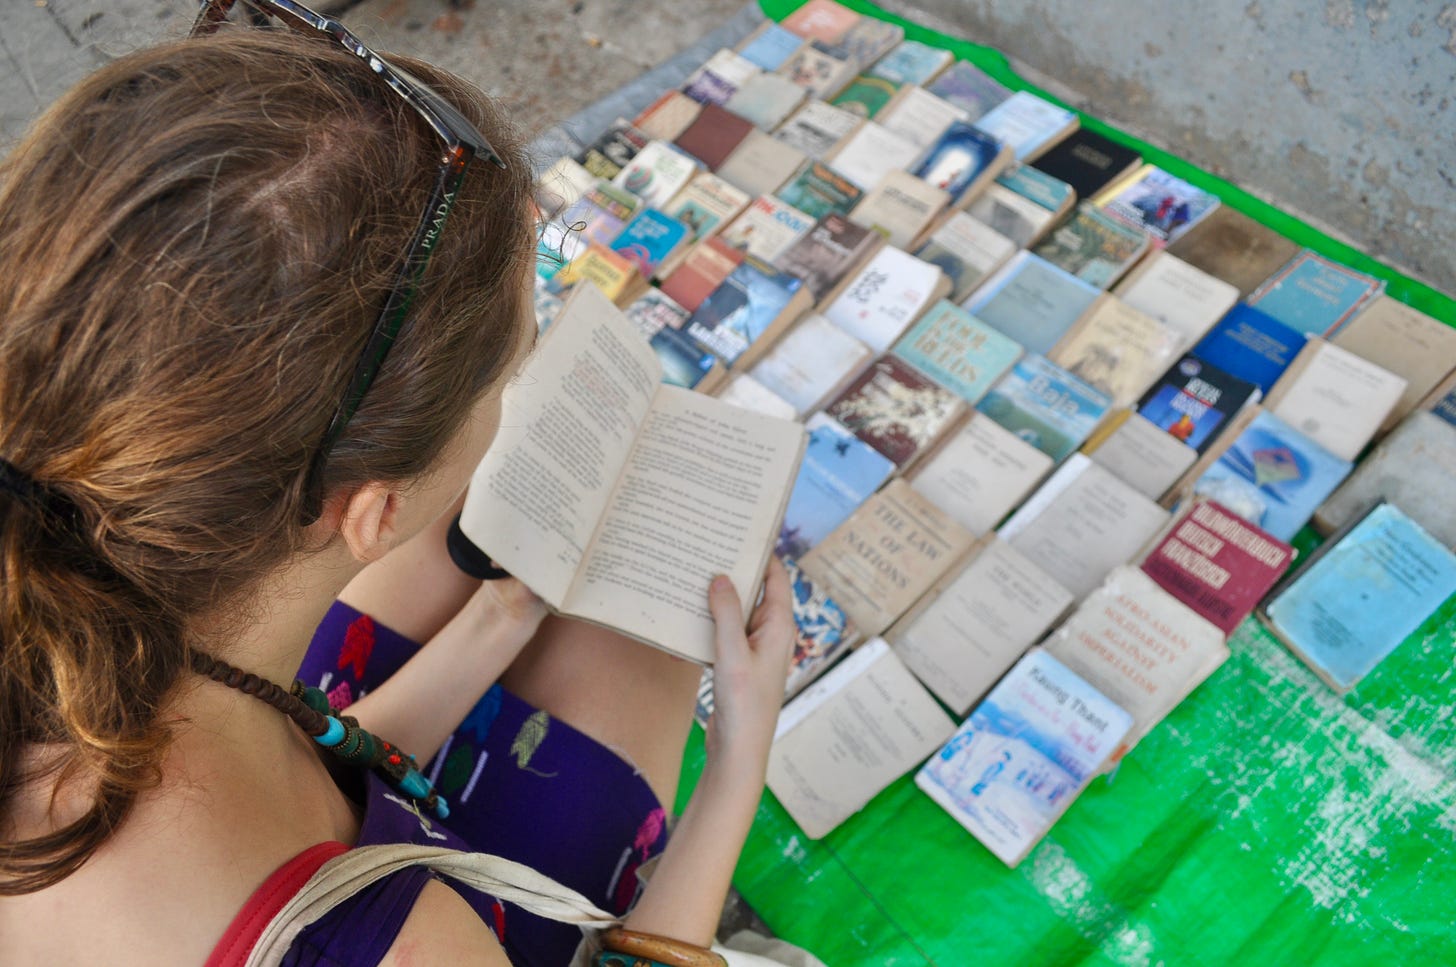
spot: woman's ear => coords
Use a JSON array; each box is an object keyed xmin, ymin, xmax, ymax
[{"xmin": 331, "ymin": 482, "xmax": 404, "ymax": 563}]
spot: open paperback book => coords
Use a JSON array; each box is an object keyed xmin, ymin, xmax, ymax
[{"xmin": 460, "ymin": 285, "xmax": 808, "ymax": 664}]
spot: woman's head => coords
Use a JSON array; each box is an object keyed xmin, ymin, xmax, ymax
[{"xmin": 0, "ymin": 28, "xmax": 535, "ymax": 892}]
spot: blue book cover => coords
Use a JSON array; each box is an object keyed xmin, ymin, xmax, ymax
[
  {"xmin": 976, "ymin": 354, "xmax": 1111, "ymax": 461},
  {"xmin": 893, "ymin": 300, "xmax": 1022, "ymax": 404},
  {"xmin": 962, "ymin": 252, "xmax": 1100, "ymax": 356},
  {"xmin": 649, "ymin": 326, "xmax": 716, "ymax": 389},
  {"xmin": 916, "ymin": 648, "xmax": 1132, "ymax": 867},
  {"xmin": 913, "ymin": 122, "xmax": 1004, "ymax": 200},
  {"xmin": 1266, "ymin": 503, "xmax": 1456, "ymax": 691},
  {"xmin": 1191, "ymin": 303, "xmax": 1306, "ymax": 393},
  {"xmin": 777, "ymin": 414, "xmax": 895, "ymax": 560},
  {"xmin": 995, "ymin": 165, "xmax": 1074, "ymax": 213},
  {"xmin": 1193, "ymin": 410, "xmax": 1352, "ymax": 542},
  {"xmin": 684, "ymin": 259, "xmax": 802, "ymax": 364},
  {"xmin": 609, "ymin": 209, "xmax": 688, "ymax": 276},
  {"xmin": 1248, "ymin": 249, "xmax": 1385, "ymax": 338},
  {"xmin": 972, "ymin": 91, "xmax": 1076, "ymax": 161},
  {"xmin": 868, "ymin": 39, "xmax": 950, "ymax": 85},
  {"xmin": 1432, "ymin": 383, "xmax": 1456, "ymax": 429},
  {"xmin": 739, "ymin": 23, "xmax": 804, "ymax": 70}
]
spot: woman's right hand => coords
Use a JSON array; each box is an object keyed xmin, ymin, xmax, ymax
[{"xmin": 703, "ymin": 558, "xmax": 795, "ymax": 782}]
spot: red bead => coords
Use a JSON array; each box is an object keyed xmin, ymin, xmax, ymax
[{"xmin": 388, "ymin": 754, "xmax": 402, "ymax": 765}]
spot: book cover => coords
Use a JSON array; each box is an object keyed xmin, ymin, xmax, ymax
[
  {"xmin": 972, "ymin": 91, "xmax": 1077, "ymax": 161},
  {"xmin": 823, "ymin": 246, "xmax": 945, "ymax": 352},
  {"xmin": 826, "ymin": 121, "xmax": 923, "ymax": 192},
  {"xmin": 1049, "ymin": 296, "xmax": 1180, "ymax": 408},
  {"xmin": 1114, "ymin": 251, "xmax": 1239, "ymax": 347},
  {"xmin": 774, "ymin": 100, "xmax": 862, "ymax": 160},
  {"xmin": 1191, "ymin": 303, "xmax": 1306, "ymax": 393},
  {"xmin": 995, "ymin": 163, "xmax": 1075, "ymax": 215},
  {"xmin": 878, "ymin": 85, "xmax": 971, "ymax": 151},
  {"xmin": 781, "ymin": 0, "xmax": 861, "ymax": 44},
  {"xmin": 575, "ymin": 117, "xmax": 649, "ymax": 180},
  {"xmin": 999, "ymin": 458, "xmax": 1170, "ymax": 599},
  {"xmin": 891, "ymin": 539, "xmax": 1074, "ymax": 714},
  {"xmin": 777, "ymin": 162, "xmax": 864, "ymax": 222},
  {"xmin": 1264, "ymin": 503, "xmax": 1456, "ymax": 692},
  {"xmin": 893, "ymin": 299, "xmax": 1022, "ymax": 404},
  {"xmin": 672, "ymin": 103, "xmax": 755, "ymax": 171},
  {"xmin": 683, "ymin": 61, "xmax": 752, "ymax": 107},
  {"xmin": 909, "ymin": 414, "xmax": 1053, "ymax": 535},
  {"xmin": 1030, "ymin": 127, "xmax": 1142, "ymax": 200},
  {"xmin": 926, "ymin": 59, "xmax": 1012, "ymax": 121},
  {"xmin": 782, "ymin": 556, "xmax": 858, "ymax": 699},
  {"xmin": 848, "ymin": 169, "xmax": 949, "ymax": 249},
  {"xmin": 609, "ymin": 208, "xmax": 689, "ymax": 277},
  {"xmin": 1429, "ymin": 371, "xmax": 1456, "ymax": 429},
  {"xmin": 826, "ymin": 355, "xmax": 966, "ymax": 467},
  {"xmin": 631, "ymin": 91, "xmax": 703, "ymax": 142},
  {"xmin": 1142, "ymin": 499, "xmax": 1293, "ymax": 635},
  {"xmin": 1030, "ymin": 202, "xmax": 1150, "ymax": 288},
  {"xmin": 801, "ymin": 479, "xmax": 976, "ymax": 636},
  {"xmin": 1163, "ymin": 204, "xmax": 1301, "ymax": 296},
  {"xmin": 770, "ymin": 639, "xmax": 956, "ymax": 840},
  {"xmin": 716, "ymin": 129, "xmax": 808, "ymax": 198},
  {"xmin": 913, "ymin": 210, "xmax": 1018, "ymax": 301},
  {"xmin": 684, "ymin": 257, "xmax": 804, "ymax": 365},
  {"xmin": 780, "ymin": 46, "xmax": 856, "ymax": 100},
  {"xmin": 718, "ymin": 195, "xmax": 815, "ymax": 263},
  {"xmin": 1084, "ymin": 410, "xmax": 1197, "ymax": 500},
  {"xmin": 750, "ymin": 313, "xmax": 873, "ymax": 416},
  {"xmin": 716, "ymin": 373, "xmax": 797, "ymax": 419},
  {"xmin": 533, "ymin": 275, "xmax": 566, "ymax": 333},
  {"xmin": 663, "ymin": 172, "xmax": 751, "ymax": 242},
  {"xmin": 737, "ymin": 21, "xmax": 806, "ymax": 71},
  {"xmin": 658, "ymin": 236, "xmax": 745, "ymax": 313},
  {"xmin": 1314, "ymin": 411, "xmax": 1456, "ymax": 548},
  {"xmin": 1094, "ymin": 163, "xmax": 1220, "ymax": 244},
  {"xmin": 812, "ymin": 17, "xmax": 905, "ymax": 66},
  {"xmin": 1263, "ymin": 338, "xmax": 1406, "ymax": 461},
  {"xmin": 774, "ymin": 213, "xmax": 881, "ymax": 300},
  {"xmin": 1192, "ymin": 409, "xmax": 1352, "ymax": 542},
  {"xmin": 916, "ymin": 648, "xmax": 1131, "ymax": 868},
  {"xmin": 1041, "ymin": 566, "xmax": 1227, "ymax": 746},
  {"xmin": 1247, "ymin": 249, "xmax": 1387, "ymax": 338},
  {"xmin": 1331, "ymin": 295, "xmax": 1456, "ymax": 431},
  {"xmin": 623, "ymin": 288, "xmax": 690, "ymax": 340},
  {"xmin": 550, "ymin": 243, "xmax": 640, "ymax": 304},
  {"xmin": 962, "ymin": 252, "xmax": 1102, "ymax": 356},
  {"xmin": 778, "ymin": 413, "xmax": 896, "ymax": 560},
  {"xmin": 964, "ymin": 183, "xmax": 1056, "ymax": 249},
  {"xmin": 911, "ymin": 121, "xmax": 1006, "ymax": 200},
  {"xmin": 534, "ymin": 156, "xmax": 597, "ymax": 219},
  {"xmin": 552, "ymin": 183, "xmax": 640, "ymax": 263},
  {"xmin": 723, "ymin": 72, "xmax": 807, "ymax": 130},
  {"xmin": 611, "ymin": 141, "xmax": 698, "ymax": 209},
  {"xmin": 869, "ymin": 39, "xmax": 954, "ymax": 85},
  {"xmin": 977, "ymin": 354, "xmax": 1112, "ymax": 462},
  {"xmin": 1135, "ymin": 353, "xmax": 1261, "ymax": 454},
  {"xmin": 649, "ymin": 324, "xmax": 718, "ymax": 389},
  {"xmin": 831, "ymin": 73, "xmax": 903, "ymax": 119}
]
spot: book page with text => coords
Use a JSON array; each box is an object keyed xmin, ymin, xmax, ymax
[
  {"xmin": 460, "ymin": 286, "xmax": 661, "ymax": 607},
  {"xmin": 563, "ymin": 385, "xmax": 806, "ymax": 663}
]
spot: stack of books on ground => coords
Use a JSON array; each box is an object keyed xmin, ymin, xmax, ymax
[{"xmin": 523, "ymin": 0, "xmax": 1456, "ymax": 870}]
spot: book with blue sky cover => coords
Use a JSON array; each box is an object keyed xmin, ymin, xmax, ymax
[
  {"xmin": 869, "ymin": 38, "xmax": 954, "ymax": 85},
  {"xmin": 912, "ymin": 121, "xmax": 1008, "ymax": 201},
  {"xmin": 1247, "ymin": 249, "xmax": 1386, "ymax": 338},
  {"xmin": 971, "ymin": 91, "xmax": 1078, "ymax": 161},
  {"xmin": 777, "ymin": 413, "xmax": 896, "ymax": 560},
  {"xmin": 961, "ymin": 251, "xmax": 1101, "ymax": 356},
  {"xmin": 609, "ymin": 208, "xmax": 689, "ymax": 277},
  {"xmin": 684, "ymin": 257, "xmax": 807, "ymax": 366},
  {"xmin": 650, "ymin": 325, "xmax": 719, "ymax": 390},
  {"xmin": 737, "ymin": 21, "xmax": 805, "ymax": 70},
  {"xmin": 893, "ymin": 300, "xmax": 1021, "ymax": 404},
  {"xmin": 917, "ymin": 647, "xmax": 1132, "ymax": 867},
  {"xmin": 1193, "ymin": 410, "xmax": 1352, "ymax": 542},
  {"xmin": 1264, "ymin": 503, "xmax": 1456, "ymax": 692},
  {"xmin": 1191, "ymin": 303, "xmax": 1306, "ymax": 393},
  {"xmin": 977, "ymin": 354, "xmax": 1111, "ymax": 462}
]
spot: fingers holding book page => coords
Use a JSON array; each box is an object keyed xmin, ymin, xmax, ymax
[{"xmin": 705, "ymin": 559, "xmax": 795, "ymax": 778}]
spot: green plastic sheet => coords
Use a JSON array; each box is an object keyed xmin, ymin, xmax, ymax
[{"xmin": 671, "ymin": 3, "xmax": 1456, "ymax": 964}]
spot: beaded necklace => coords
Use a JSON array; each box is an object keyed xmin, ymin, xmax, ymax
[{"xmin": 190, "ymin": 652, "xmax": 450, "ymax": 819}]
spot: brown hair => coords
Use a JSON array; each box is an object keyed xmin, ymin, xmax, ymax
[{"xmin": 0, "ymin": 30, "xmax": 535, "ymax": 893}]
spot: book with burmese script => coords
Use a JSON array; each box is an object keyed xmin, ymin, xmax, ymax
[{"xmin": 459, "ymin": 285, "xmax": 806, "ymax": 665}]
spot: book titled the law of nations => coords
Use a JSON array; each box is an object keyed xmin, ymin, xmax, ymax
[{"xmin": 460, "ymin": 285, "xmax": 807, "ymax": 664}]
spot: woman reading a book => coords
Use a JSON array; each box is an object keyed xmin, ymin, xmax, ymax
[{"xmin": 0, "ymin": 7, "xmax": 793, "ymax": 967}]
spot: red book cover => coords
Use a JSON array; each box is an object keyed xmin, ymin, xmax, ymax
[
  {"xmin": 673, "ymin": 104, "xmax": 755, "ymax": 171},
  {"xmin": 825, "ymin": 355, "xmax": 963, "ymax": 467},
  {"xmin": 1140, "ymin": 500, "xmax": 1293, "ymax": 634},
  {"xmin": 659, "ymin": 237, "xmax": 745, "ymax": 312}
]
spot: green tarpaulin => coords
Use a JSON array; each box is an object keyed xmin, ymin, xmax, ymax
[{"xmin": 674, "ymin": 3, "xmax": 1456, "ymax": 963}]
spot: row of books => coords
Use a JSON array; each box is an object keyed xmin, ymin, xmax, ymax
[{"xmin": 528, "ymin": 0, "xmax": 1456, "ymax": 869}]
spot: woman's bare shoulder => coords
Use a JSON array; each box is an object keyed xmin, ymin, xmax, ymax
[{"xmin": 379, "ymin": 878, "xmax": 514, "ymax": 967}]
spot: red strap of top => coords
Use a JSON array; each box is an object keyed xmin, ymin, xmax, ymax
[{"xmin": 204, "ymin": 841, "xmax": 352, "ymax": 967}]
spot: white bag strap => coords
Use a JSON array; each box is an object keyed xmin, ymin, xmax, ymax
[{"xmin": 244, "ymin": 843, "xmax": 620, "ymax": 967}]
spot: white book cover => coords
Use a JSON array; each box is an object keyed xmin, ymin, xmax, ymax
[
  {"xmin": 1049, "ymin": 296, "xmax": 1182, "ymax": 408},
  {"xmin": 829, "ymin": 121, "xmax": 924, "ymax": 192},
  {"xmin": 849, "ymin": 169, "xmax": 950, "ymax": 248},
  {"xmin": 999, "ymin": 458, "xmax": 1170, "ymax": 598},
  {"xmin": 892, "ymin": 539, "xmax": 1075, "ymax": 714},
  {"xmin": 775, "ymin": 100, "xmax": 863, "ymax": 160},
  {"xmin": 718, "ymin": 195, "xmax": 816, "ymax": 263},
  {"xmin": 1115, "ymin": 252, "xmax": 1239, "ymax": 349},
  {"xmin": 965, "ymin": 182, "xmax": 1056, "ymax": 248},
  {"xmin": 535, "ymin": 156, "xmax": 598, "ymax": 218},
  {"xmin": 823, "ymin": 246, "xmax": 944, "ymax": 352},
  {"xmin": 750, "ymin": 313, "xmax": 873, "ymax": 416},
  {"xmin": 917, "ymin": 648, "xmax": 1131, "ymax": 867},
  {"xmin": 611, "ymin": 141, "xmax": 699, "ymax": 209},
  {"xmin": 916, "ymin": 211, "xmax": 1018, "ymax": 302},
  {"xmin": 1087, "ymin": 412, "xmax": 1197, "ymax": 500},
  {"xmin": 716, "ymin": 373, "xmax": 798, "ymax": 419},
  {"xmin": 769, "ymin": 638, "xmax": 957, "ymax": 839},
  {"xmin": 1267, "ymin": 340, "xmax": 1408, "ymax": 461},
  {"xmin": 716, "ymin": 130, "xmax": 808, "ymax": 198},
  {"xmin": 663, "ymin": 172, "xmax": 751, "ymax": 242},
  {"xmin": 724, "ymin": 72, "xmax": 808, "ymax": 129},
  {"xmin": 878, "ymin": 85, "xmax": 971, "ymax": 150},
  {"xmin": 910, "ymin": 414, "xmax": 1052, "ymax": 535},
  {"xmin": 686, "ymin": 48, "xmax": 761, "ymax": 89}
]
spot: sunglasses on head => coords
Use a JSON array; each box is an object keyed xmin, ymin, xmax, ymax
[{"xmin": 192, "ymin": 0, "xmax": 506, "ymax": 520}]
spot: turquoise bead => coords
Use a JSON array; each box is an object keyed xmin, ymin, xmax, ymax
[
  {"xmin": 314, "ymin": 716, "xmax": 346, "ymax": 747},
  {"xmin": 399, "ymin": 770, "xmax": 431, "ymax": 799},
  {"xmin": 434, "ymin": 798, "xmax": 450, "ymax": 820}
]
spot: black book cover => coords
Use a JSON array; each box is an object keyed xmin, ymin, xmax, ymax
[
  {"xmin": 1134, "ymin": 353, "xmax": 1261, "ymax": 454},
  {"xmin": 1030, "ymin": 129, "xmax": 1141, "ymax": 200}
]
